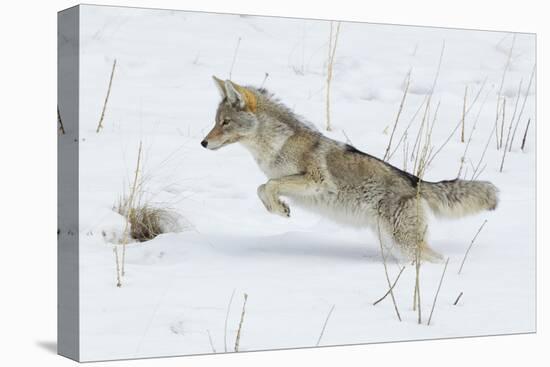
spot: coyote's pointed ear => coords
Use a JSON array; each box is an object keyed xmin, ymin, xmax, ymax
[
  {"xmin": 224, "ymin": 80, "xmax": 257, "ymax": 113},
  {"xmin": 212, "ymin": 75, "xmax": 226, "ymax": 98},
  {"xmin": 224, "ymin": 80, "xmax": 244, "ymax": 108}
]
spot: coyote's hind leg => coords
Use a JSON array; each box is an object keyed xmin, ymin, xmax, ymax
[{"xmin": 385, "ymin": 197, "xmax": 443, "ymax": 263}]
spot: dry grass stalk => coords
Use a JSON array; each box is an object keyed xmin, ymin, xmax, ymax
[
  {"xmin": 507, "ymin": 79, "xmax": 524, "ymax": 152},
  {"xmin": 500, "ymin": 99, "xmax": 515, "ymax": 172},
  {"xmin": 460, "ymin": 86, "xmax": 468, "ymax": 143},
  {"xmin": 412, "ymin": 220, "xmax": 428, "ymax": 324},
  {"xmin": 402, "ymin": 138, "xmax": 409, "ymax": 172},
  {"xmin": 427, "ymin": 78, "xmax": 487, "ymax": 168},
  {"xmin": 388, "ymin": 95, "xmax": 428, "ymax": 160},
  {"xmin": 472, "ymin": 164, "xmax": 487, "ymax": 181},
  {"xmin": 373, "ymin": 266, "xmax": 406, "ymax": 306},
  {"xmin": 495, "ymin": 34, "xmax": 509, "ymax": 48},
  {"xmin": 457, "ymin": 91, "xmax": 490, "ymax": 178},
  {"xmin": 325, "ymin": 21, "xmax": 341, "ymax": 131},
  {"xmin": 342, "ymin": 130, "xmax": 353, "ymax": 146},
  {"xmin": 325, "ymin": 22, "xmax": 333, "ymax": 131},
  {"xmin": 234, "ymin": 293, "xmax": 248, "ymax": 352},
  {"xmin": 510, "ymin": 66, "xmax": 535, "ymax": 150},
  {"xmin": 411, "ymin": 98, "xmax": 431, "ymax": 173},
  {"xmin": 377, "ymin": 219, "xmax": 402, "ymax": 321},
  {"xmin": 395, "ymin": 42, "xmax": 443, "ymax": 165},
  {"xmin": 471, "ymin": 115, "xmax": 498, "ymax": 180},
  {"xmin": 207, "ymin": 330, "xmax": 216, "ymax": 353},
  {"xmin": 414, "ymin": 100, "xmax": 436, "ymax": 177},
  {"xmin": 57, "ymin": 106, "xmax": 65, "ymax": 135},
  {"xmin": 412, "ymin": 124, "xmax": 431, "ymax": 322},
  {"xmin": 316, "ymin": 304, "xmax": 336, "ymax": 346},
  {"xmin": 383, "ymin": 70, "xmax": 412, "ymax": 161},
  {"xmin": 229, "ymin": 37, "xmax": 242, "ymax": 80},
  {"xmin": 413, "ymin": 245, "xmax": 421, "ymax": 323},
  {"xmin": 96, "ymin": 59, "xmax": 117, "ymax": 133},
  {"xmin": 413, "ymin": 274, "xmax": 418, "ymax": 311},
  {"xmin": 521, "ymin": 118, "xmax": 531, "ymax": 151},
  {"xmin": 494, "ymin": 34, "xmax": 516, "ymax": 149},
  {"xmin": 453, "ymin": 292, "xmax": 464, "ymax": 306},
  {"xmin": 120, "ymin": 141, "xmax": 143, "ymax": 277},
  {"xmin": 462, "ymin": 166, "xmax": 469, "ymax": 180},
  {"xmin": 423, "ymin": 101, "xmax": 441, "ymax": 168},
  {"xmin": 494, "ymin": 97, "xmax": 501, "ymax": 150},
  {"xmin": 113, "ymin": 246, "xmax": 122, "ymax": 287},
  {"xmin": 427, "ymin": 258, "xmax": 450, "ymax": 326},
  {"xmin": 499, "ymin": 98, "xmax": 507, "ymax": 148},
  {"xmin": 411, "ymin": 113, "xmax": 430, "ymax": 174},
  {"xmin": 224, "ymin": 289, "xmax": 236, "ymax": 353},
  {"xmin": 429, "ymin": 42, "xmax": 445, "ymax": 94},
  {"xmin": 458, "ymin": 220, "xmax": 488, "ymax": 274}
]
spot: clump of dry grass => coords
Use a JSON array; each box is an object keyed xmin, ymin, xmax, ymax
[
  {"xmin": 110, "ymin": 141, "xmax": 185, "ymax": 287},
  {"xmin": 117, "ymin": 197, "xmax": 180, "ymax": 242},
  {"xmin": 131, "ymin": 205, "xmax": 177, "ymax": 242},
  {"xmin": 114, "ymin": 141, "xmax": 183, "ymax": 244}
]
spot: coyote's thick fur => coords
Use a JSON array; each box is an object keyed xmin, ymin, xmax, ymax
[{"xmin": 201, "ymin": 77, "xmax": 499, "ymax": 262}]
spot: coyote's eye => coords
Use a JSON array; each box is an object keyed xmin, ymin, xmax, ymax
[{"xmin": 222, "ymin": 118, "xmax": 231, "ymax": 126}]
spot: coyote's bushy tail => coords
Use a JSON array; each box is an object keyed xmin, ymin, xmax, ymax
[{"xmin": 420, "ymin": 179, "xmax": 499, "ymax": 218}]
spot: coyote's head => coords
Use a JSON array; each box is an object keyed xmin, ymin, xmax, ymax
[{"xmin": 201, "ymin": 76, "xmax": 259, "ymax": 150}]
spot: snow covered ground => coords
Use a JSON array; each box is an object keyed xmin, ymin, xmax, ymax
[{"xmin": 74, "ymin": 5, "xmax": 535, "ymax": 361}]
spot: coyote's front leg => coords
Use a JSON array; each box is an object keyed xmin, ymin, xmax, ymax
[{"xmin": 257, "ymin": 174, "xmax": 320, "ymax": 217}]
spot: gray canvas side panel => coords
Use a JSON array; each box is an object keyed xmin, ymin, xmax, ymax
[{"xmin": 58, "ymin": 5, "xmax": 80, "ymax": 362}]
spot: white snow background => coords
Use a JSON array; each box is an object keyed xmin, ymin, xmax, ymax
[{"xmin": 72, "ymin": 5, "xmax": 535, "ymax": 361}]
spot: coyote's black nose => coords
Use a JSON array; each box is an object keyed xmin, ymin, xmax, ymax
[{"xmin": 200, "ymin": 140, "xmax": 208, "ymax": 148}]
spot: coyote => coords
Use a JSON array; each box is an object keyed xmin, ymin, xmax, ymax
[{"xmin": 201, "ymin": 76, "xmax": 498, "ymax": 262}]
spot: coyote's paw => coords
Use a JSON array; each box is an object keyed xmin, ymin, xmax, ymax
[
  {"xmin": 257, "ymin": 184, "xmax": 290, "ymax": 218},
  {"xmin": 273, "ymin": 199, "xmax": 290, "ymax": 217},
  {"xmin": 417, "ymin": 247, "xmax": 444, "ymax": 264}
]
